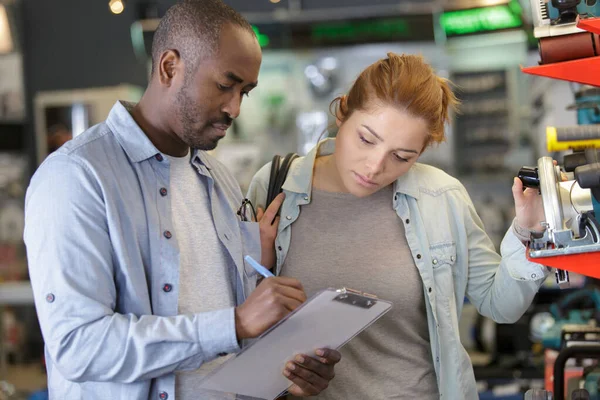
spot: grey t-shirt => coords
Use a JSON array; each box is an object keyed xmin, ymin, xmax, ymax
[
  {"xmin": 282, "ymin": 185, "xmax": 438, "ymax": 399},
  {"xmin": 166, "ymin": 153, "xmax": 237, "ymax": 400}
]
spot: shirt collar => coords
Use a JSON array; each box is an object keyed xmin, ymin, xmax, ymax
[
  {"xmin": 106, "ymin": 101, "xmax": 161, "ymax": 163},
  {"xmin": 191, "ymin": 149, "xmax": 214, "ymax": 171},
  {"xmin": 106, "ymin": 101, "xmax": 213, "ymax": 170},
  {"xmin": 284, "ymin": 137, "xmax": 420, "ymax": 200}
]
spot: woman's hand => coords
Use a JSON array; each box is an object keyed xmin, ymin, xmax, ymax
[
  {"xmin": 511, "ymin": 177, "xmax": 546, "ymax": 232},
  {"xmin": 257, "ymin": 193, "xmax": 285, "ymax": 270}
]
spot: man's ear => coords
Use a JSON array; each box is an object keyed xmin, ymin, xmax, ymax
[{"xmin": 158, "ymin": 49, "xmax": 182, "ymax": 86}]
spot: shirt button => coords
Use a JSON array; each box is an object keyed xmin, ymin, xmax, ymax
[
  {"xmin": 159, "ymin": 187, "xmax": 168, "ymax": 196},
  {"xmin": 416, "ymin": 254, "xmax": 422, "ymax": 259},
  {"xmin": 450, "ymin": 255, "xmax": 455, "ymax": 262},
  {"xmin": 164, "ymin": 230, "xmax": 172, "ymax": 239},
  {"xmin": 436, "ymin": 356, "xmax": 440, "ymax": 362},
  {"xmin": 531, "ymin": 273, "xmax": 537, "ymax": 279},
  {"xmin": 278, "ymin": 246, "xmax": 283, "ymax": 251},
  {"xmin": 286, "ymin": 216, "xmax": 292, "ymax": 220},
  {"xmin": 163, "ymin": 284, "xmax": 172, "ymax": 293},
  {"xmin": 432, "ymin": 259, "xmax": 438, "ymax": 265},
  {"xmin": 428, "ymin": 287, "xmax": 432, "ymax": 293},
  {"xmin": 155, "ymin": 154, "xmax": 164, "ymax": 162},
  {"xmin": 46, "ymin": 293, "xmax": 55, "ymax": 303},
  {"xmin": 394, "ymin": 194, "xmax": 398, "ymax": 201},
  {"xmin": 159, "ymin": 391, "xmax": 168, "ymax": 400},
  {"xmin": 304, "ymin": 196, "xmax": 309, "ymax": 201},
  {"xmin": 405, "ymin": 219, "xmax": 410, "ymax": 224}
]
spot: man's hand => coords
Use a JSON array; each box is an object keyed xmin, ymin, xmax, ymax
[
  {"xmin": 256, "ymin": 192, "xmax": 285, "ymax": 270},
  {"xmin": 235, "ymin": 276, "xmax": 306, "ymax": 340},
  {"xmin": 283, "ymin": 348, "xmax": 342, "ymax": 397}
]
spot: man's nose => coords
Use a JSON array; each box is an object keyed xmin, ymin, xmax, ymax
[{"xmin": 222, "ymin": 94, "xmax": 242, "ymax": 119}]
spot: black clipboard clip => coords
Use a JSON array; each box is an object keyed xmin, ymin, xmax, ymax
[{"xmin": 333, "ymin": 287, "xmax": 378, "ymax": 309}]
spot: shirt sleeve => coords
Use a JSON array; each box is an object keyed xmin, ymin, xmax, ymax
[
  {"xmin": 24, "ymin": 154, "xmax": 239, "ymax": 384},
  {"xmin": 456, "ymin": 185, "xmax": 551, "ymax": 324}
]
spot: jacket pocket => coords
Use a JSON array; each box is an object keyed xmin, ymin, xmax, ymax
[
  {"xmin": 430, "ymin": 241, "xmax": 457, "ymax": 299},
  {"xmin": 238, "ymin": 221, "xmax": 261, "ymax": 280}
]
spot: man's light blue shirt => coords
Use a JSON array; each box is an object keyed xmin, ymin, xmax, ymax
[{"xmin": 24, "ymin": 101, "xmax": 261, "ymax": 400}]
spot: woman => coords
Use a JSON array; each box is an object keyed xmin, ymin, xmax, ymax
[{"xmin": 247, "ymin": 53, "xmax": 549, "ymax": 399}]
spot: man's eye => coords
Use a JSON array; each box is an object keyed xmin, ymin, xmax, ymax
[
  {"xmin": 242, "ymin": 91, "xmax": 250, "ymax": 98},
  {"xmin": 218, "ymin": 84, "xmax": 233, "ymax": 91}
]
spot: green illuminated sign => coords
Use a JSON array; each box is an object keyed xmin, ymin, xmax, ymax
[
  {"xmin": 311, "ymin": 19, "xmax": 411, "ymax": 42},
  {"xmin": 252, "ymin": 25, "xmax": 270, "ymax": 47},
  {"xmin": 441, "ymin": 0, "xmax": 523, "ymax": 36}
]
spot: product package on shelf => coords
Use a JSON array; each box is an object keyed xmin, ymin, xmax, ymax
[{"xmin": 0, "ymin": 153, "xmax": 27, "ymax": 283}]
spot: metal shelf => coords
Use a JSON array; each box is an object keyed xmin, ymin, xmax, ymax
[{"xmin": 0, "ymin": 281, "xmax": 34, "ymax": 305}]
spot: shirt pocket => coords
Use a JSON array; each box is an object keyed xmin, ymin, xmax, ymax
[
  {"xmin": 430, "ymin": 241, "xmax": 457, "ymax": 299},
  {"xmin": 238, "ymin": 221, "xmax": 261, "ymax": 279}
]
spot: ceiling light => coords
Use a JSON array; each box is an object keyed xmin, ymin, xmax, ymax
[
  {"xmin": 109, "ymin": 0, "xmax": 125, "ymax": 15},
  {"xmin": 270, "ymin": 0, "xmax": 281, "ymax": 3},
  {"xmin": 0, "ymin": 4, "xmax": 13, "ymax": 54}
]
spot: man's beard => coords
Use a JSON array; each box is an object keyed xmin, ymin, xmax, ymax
[{"xmin": 175, "ymin": 87, "xmax": 230, "ymax": 151}]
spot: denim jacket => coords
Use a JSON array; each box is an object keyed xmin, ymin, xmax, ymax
[
  {"xmin": 247, "ymin": 139, "xmax": 549, "ymax": 399},
  {"xmin": 24, "ymin": 101, "xmax": 261, "ymax": 400}
]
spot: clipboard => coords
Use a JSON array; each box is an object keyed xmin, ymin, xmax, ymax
[{"xmin": 198, "ymin": 287, "xmax": 392, "ymax": 400}]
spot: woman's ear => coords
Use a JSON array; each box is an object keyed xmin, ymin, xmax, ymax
[{"xmin": 336, "ymin": 95, "xmax": 347, "ymax": 127}]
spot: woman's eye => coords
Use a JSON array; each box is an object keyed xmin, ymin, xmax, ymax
[
  {"xmin": 394, "ymin": 154, "xmax": 409, "ymax": 162},
  {"xmin": 359, "ymin": 134, "xmax": 373, "ymax": 145}
]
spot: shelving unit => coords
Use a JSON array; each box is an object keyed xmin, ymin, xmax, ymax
[{"xmin": 0, "ymin": 281, "xmax": 33, "ymax": 305}]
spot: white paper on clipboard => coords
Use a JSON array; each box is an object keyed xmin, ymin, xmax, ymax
[{"xmin": 197, "ymin": 287, "xmax": 393, "ymax": 400}]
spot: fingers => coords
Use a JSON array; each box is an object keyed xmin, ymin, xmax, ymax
[
  {"xmin": 315, "ymin": 348, "xmax": 342, "ymax": 364},
  {"xmin": 262, "ymin": 279, "xmax": 306, "ymax": 306},
  {"xmin": 257, "ymin": 277, "xmax": 306, "ymax": 310},
  {"xmin": 256, "ymin": 207, "xmax": 264, "ymax": 221},
  {"xmin": 275, "ymin": 286, "xmax": 307, "ymax": 307},
  {"xmin": 512, "ymin": 177, "xmax": 525, "ymax": 205},
  {"xmin": 284, "ymin": 356, "xmax": 329, "ymax": 396},
  {"xmin": 561, "ymin": 172, "xmax": 568, "ymax": 182},
  {"xmin": 262, "ymin": 193, "xmax": 285, "ymax": 225},
  {"xmin": 271, "ymin": 276, "xmax": 305, "ymax": 292},
  {"xmin": 272, "ymin": 215, "xmax": 281, "ymax": 230},
  {"xmin": 289, "ymin": 354, "xmax": 336, "ymax": 380}
]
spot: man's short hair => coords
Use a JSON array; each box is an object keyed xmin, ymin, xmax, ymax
[{"xmin": 150, "ymin": 0, "xmax": 255, "ymax": 79}]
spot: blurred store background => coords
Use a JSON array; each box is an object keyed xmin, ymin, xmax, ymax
[{"xmin": 0, "ymin": 0, "xmax": 598, "ymax": 399}]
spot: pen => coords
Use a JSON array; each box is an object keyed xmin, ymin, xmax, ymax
[{"xmin": 244, "ymin": 255, "xmax": 275, "ymax": 278}]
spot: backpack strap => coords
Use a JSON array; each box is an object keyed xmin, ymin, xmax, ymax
[
  {"xmin": 266, "ymin": 153, "xmax": 298, "ymax": 208},
  {"xmin": 266, "ymin": 154, "xmax": 281, "ymax": 208}
]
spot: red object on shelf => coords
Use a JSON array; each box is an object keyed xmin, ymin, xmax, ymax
[
  {"xmin": 521, "ymin": 17, "xmax": 600, "ymax": 87},
  {"xmin": 526, "ymin": 251, "xmax": 600, "ymax": 279},
  {"xmin": 521, "ymin": 56, "xmax": 600, "ymax": 87},
  {"xmin": 577, "ymin": 16, "xmax": 600, "ymax": 35}
]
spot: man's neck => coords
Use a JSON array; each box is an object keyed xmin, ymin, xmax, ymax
[{"xmin": 130, "ymin": 91, "xmax": 189, "ymax": 157}]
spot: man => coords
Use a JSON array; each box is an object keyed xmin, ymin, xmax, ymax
[{"xmin": 23, "ymin": 1, "xmax": 340, "ymax": 399}]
